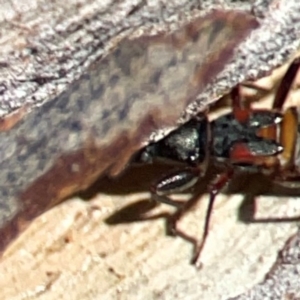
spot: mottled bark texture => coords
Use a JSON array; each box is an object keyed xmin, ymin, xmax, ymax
[{"xmin": 0, "ymin": 0, "xmax": 299, "ymax": 258}]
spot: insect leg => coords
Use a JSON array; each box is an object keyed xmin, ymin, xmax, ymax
[
  {"xmin": 272, "ymin": 57, "xmax": 300, "ymax": 110},
  {"xmin": 164, "ymin": 168, "xmax": 234, "ymax": 266},
  {"xmin": 231, "ymin": 85, "xmax": 251, "ymax": 123},
  {"xmin": 150, "ymin": 167, "xmax": 201, "ymax": 208},
  {"xmin": 190, "ymin": 169, "xmax": 234, "ymax": 266}
]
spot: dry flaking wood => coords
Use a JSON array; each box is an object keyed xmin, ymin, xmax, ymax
[
  {"xmin": 0, "ymin": 0, "xmax": 300, "ymax": 297},
  {"xmin": 0, "ymin": 0, "xmax": 254, "ymax": 117},
  {"xmin": 0, "ymin": 0, "xmax": 300, "ymax": 256},
  {"xmin": 0, "ymin": 10, "xmax": 259, "ymax": 255},
  {"xmin": 232, "ymin": 230, "xmax": 300, "ymax": 300},
  {"xmin": 1, "ymin": 55, "xmax": 300, "ymax": 300}
]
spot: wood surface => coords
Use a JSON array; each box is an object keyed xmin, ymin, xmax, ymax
[
  {"xmin": 1, "ymin": 1, "xmax": 300, "ymax": 300},
  {"xmin": 1, "ymin": 51, "xmax": 300, "ymax": 300}
]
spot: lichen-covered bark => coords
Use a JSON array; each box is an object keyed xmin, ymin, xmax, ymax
[
  {"xmin": 0, "ymin": 0, "xmax": 299, "ymax": 262},
  {"xmin": 0, "ymin": 2, "xmax": 300, "ymax": 299},
  {"xmin": 0, "ymin": 10, "xmax": 258, "ymax": 255}
]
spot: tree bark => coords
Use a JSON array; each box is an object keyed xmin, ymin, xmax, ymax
[{"xmin": 0, "ymin": 1, "xmax": 300, "ymax": 299}]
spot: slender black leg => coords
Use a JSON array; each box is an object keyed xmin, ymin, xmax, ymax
[
  {"xmin": 273, "ymin": 57, "xmax": 300, "ymax": 110},
  {"xmin": 191, "ymin": 169, "xmax": 234, "ymax": 265},
  {"xmin": 166, "ymin": 169, "xmax": 234, "ymax": 267},
  {"xmin": 231, "ymin": 85, "xmax": 251, "ymax": 123},
  {"xmin": 150, "ymin": 167, "xmax": 201, "ymax": 208}
]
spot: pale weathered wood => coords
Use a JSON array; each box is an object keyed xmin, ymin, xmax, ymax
[
  {"xmin": 0, "ymin": 3, "xmax": 259, "ymax": 256},
  {"xmin": 1, "ymin": 53, "xmax": 300, "ymax": 300},
  {"xmin": 1, "ymin": 1, "xmax": 300, "ymax": 300}
]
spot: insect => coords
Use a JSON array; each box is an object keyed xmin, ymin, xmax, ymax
[
  {"xmin": 133, "ymin": 56, "xmax": 300, "ymax": 266},
  {"xmin": 0, "ymin": 10, "xmax": 258, "ymax": 256}
]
